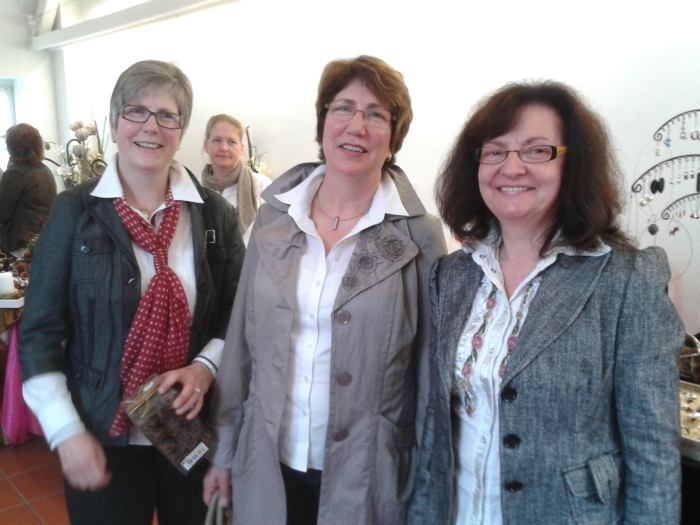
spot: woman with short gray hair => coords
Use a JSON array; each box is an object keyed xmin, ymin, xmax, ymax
[{"xmin": 19, "ymin": 60, "xmax": 244, "ymax": 525}]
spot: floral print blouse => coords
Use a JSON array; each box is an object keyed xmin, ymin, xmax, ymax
[{"xmin": 451, "ymin": 238, "xmax": 609, "ymax": 525}]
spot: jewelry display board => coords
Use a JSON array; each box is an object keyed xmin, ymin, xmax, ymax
[
  {"xmin": 681, "ymin": 380, "xmax": 700, "ymax": 462},
  {"xmin": 629, "ymin": 110, "xmax": 700, "ymax": 280}
]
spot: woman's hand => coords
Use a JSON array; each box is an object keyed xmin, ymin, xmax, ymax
[
  {"xmin": 203, "ymin": 464, "xmax": 231, "ymax": 506},
  {"xmin": 158, "ymin": 361, "xmax": 214, "ymax": 419},
  {"xmin": 56, "ymin": 431, "xmax": 112, "ymax": 491}
]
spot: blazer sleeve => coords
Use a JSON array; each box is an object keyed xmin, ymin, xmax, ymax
[
  {"xmin": 411, "ymin": 216, "xmax": 447, "ymax": 446},
  {"xmin": 614, "ymin": 246, "xmax": 684, "ymax": 524}
]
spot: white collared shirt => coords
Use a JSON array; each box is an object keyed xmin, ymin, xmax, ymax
[
  {"xmin": 452, "ymin": 238, "xmax": 610, "ymax": 525},
  {"xmin": 23, "ymin": 157, "xmax": 225, "ymax": 448},
  {"xmin": 274, "ymin": 164, "xmax": 408, "ymax": 471}
]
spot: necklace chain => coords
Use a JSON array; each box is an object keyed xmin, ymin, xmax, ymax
[{"xmin": 315, "ymin": 193, "xmax": 371, "ymax": 230}]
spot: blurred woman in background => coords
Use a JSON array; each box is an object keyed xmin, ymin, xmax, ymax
[
  {"xmin": 0, "ymin": 123, "xmax": 56, "ymax": 257},
  {"xmin": 202, "ymin": 114, "xmax": 270, "ymax": 244}
]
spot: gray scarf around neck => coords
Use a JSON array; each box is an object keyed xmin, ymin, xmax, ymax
[{"xmin": 201, "ymin": 162, "xmax": 257, "ymax": 234}]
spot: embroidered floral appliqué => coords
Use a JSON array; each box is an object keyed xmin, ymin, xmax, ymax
[{"xmin": 340, "ymin": 224, "xmax": 406, "ymax": 292}]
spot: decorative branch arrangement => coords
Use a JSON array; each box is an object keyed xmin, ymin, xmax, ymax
[{"xmin": 44, "ymin": 119, "xmax": 109, "ymax": 188}]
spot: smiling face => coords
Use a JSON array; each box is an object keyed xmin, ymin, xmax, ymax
[
  {"xmin": 204, "ymin": 121, "xmax": 245, "ymax": 177},
  {"xmin": 110, "ymin": 91, "xmax": 182, "ymax": 179},
  {"xmin": 321, "ymin": 79, "xmax": 392, "ymax": 182},
  {"xmin": 478, "ymin": 104, "xmax": 565, "ymax": 236}
]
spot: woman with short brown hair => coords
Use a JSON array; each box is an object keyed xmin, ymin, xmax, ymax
[
  {"xmin": 0, "ymin": 123, "xmax": 56, "ymax": 256},
  {"xmin": 204, "ymin": 55, "xmax": 446, "ymax": 525}
]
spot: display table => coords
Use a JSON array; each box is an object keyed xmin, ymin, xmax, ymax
[{"xmin": 0, "ymin": 296, "xmax": 42, "ymax": 446}]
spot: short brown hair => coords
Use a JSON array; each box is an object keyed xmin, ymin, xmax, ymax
[
  {"xmin": 110, "ymin": 60, "xmax": 193, "ymax": 134},
  {"xmin": 315, "ymin": 55, "xmax": 412, "ymax": 165},
  {"xmin": 5, "ymin": 123, "xmax": 44, "ymax": 164},
  {"xmin": 436, "ymin": 80, "xmax": 632, "ymax": 255}
]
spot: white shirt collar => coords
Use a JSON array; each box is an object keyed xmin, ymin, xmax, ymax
[
  {"xmin": 91, "ymin": 155, "xmax": 203, "ymax": 204},
  {"xmin": 274, "ymin": 164, "xmax": 409, "ymax": 225},
  {"xmin": 462, "ymin": 232, "xmax": 611, "ymax": 259}
]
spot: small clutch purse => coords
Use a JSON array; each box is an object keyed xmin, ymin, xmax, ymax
[{"xmin": 123, "ymin": 376, "xmax": 215, "ymax": 474}]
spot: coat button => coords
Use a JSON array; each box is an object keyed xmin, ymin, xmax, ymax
[
  {"xmin": 503, "ymin": 434, "xmax": 521, "ymax": 449},
  {"xmin": 333, "ymin": 430, "xmax": 349, "ymax": 442},
  {"xmin": 80, "ymin": 244, "xmax": 90, "ymax": 254},
  {"xmin": 334, "ymin": 310, "xmax": 351, "ymax": 325},
  {"xmin": 501, "ymin": 386, "xmax": 517, "ymax": 402},
  {"xmin": 505, "ymin": 481, "xmax": 524, "ymax": 492},
  {"xmin": 336, "ymin": 373, "xmax": 353, "ymax": 386}
]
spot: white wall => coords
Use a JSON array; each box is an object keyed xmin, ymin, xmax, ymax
[
  {"xmin": 52, "ymin": 0, "xmax": 700, "ymax": 333},
  {"xmin": 0, "ymin": 1, "xmax": 59, "ymax": 176}
]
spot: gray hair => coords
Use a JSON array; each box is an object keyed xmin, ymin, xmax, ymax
[{"xmin": 109, "ymin": 60, "xmax": 194, "ymax": 133}]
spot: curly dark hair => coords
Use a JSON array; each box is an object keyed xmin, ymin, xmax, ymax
[
  {"xmin": 5, "ymin": 123, "xmax": 45, "ymax": 164},
  {"xmin": 315, "ymin": 55, "xmax": 412, "ymax": 166},
  {"xmin": 436, "ymin": 80, "xmax": 632, "ymax": 256}
]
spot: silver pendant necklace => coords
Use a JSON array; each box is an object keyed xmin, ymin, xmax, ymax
[{"xmin": 315, "ymin": 193, "xmax": 371, "ymax": 230}]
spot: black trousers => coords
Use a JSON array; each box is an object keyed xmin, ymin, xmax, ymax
[
  {"xmin": 64, "ymin": 445, "xmax": 208, "ymax": 525},
  {"xmin": 280, "ymin": 462, "xmax": 323, "ymax": 525}
]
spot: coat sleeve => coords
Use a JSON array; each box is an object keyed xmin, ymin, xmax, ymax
[
  {"xmin": 18, "ymin": 190, "xmax": 77, "ymax": 379},
  {"xmin": 207, "ymin": 207, "xmax": 267, "ymax": 468},
  {"xmin": 208, "ymin": 195, "xmax": 245, "ymax": 341},
  {"xmin": 614, "ymin": 246, "xmax": 684, "ymax": 524},
  {"xmin": 0, "ymin": 167, "xmax": 27, "ymax": 223}
]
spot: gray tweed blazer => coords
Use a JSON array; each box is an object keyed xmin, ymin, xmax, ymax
[{"xmin": 409, "ymin": 245, "xmax": 684, "ymax": 525}]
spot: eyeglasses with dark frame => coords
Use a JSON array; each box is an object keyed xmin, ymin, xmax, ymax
[
  {"xmin": 475, "ymin": 145, "xmax": 567, "ymax": 164},
  {"xmin": 120, "ymin": 105, "xmax": 184, "ymax": 130},
  {"xmin": 324, "ymin": 101, "xmax": 395, "ymax": 129}
]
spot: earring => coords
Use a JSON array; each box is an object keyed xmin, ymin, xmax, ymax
[{"xmin": 681, "ymin": 118, "xmax": 688, "ymax": 139}]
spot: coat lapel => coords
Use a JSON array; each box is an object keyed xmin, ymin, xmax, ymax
[
  {"xmin": 502, "ymin": 252, "xmax": 611, "ymax": 384},
  {"xmin": 333, "ymin": 221, "xmax": 418, "ymax": 310},
  {"xmin": 255, "ymin": 214, "xmax": 305, "ymax": 310}
]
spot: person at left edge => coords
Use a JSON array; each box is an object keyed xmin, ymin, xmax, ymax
[{"xmin": 18, "ymin": 60, "xmax": 245, "ymax": 525}]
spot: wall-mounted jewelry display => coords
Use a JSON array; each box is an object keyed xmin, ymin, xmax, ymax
[{"xmin": 628, "ymin": 109, "xmax": 700, "ymax": 280}]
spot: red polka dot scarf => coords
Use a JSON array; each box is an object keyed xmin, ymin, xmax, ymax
[{"xmin": 109, "ymin": 187, "xmax": 191, "ymax": 437}]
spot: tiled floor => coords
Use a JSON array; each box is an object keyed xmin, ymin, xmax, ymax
[
  {"xmin": 0, "ymin": 437, "xmax": 162, "ymax": 524},
  {"xmin": 0, "ymin": 437, "xmax": 68, "ymax": 525}
]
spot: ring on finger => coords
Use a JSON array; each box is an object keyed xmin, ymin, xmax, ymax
[{"xmin": 194, "ymin": 387, "xmax": 202, "ymax": 394}]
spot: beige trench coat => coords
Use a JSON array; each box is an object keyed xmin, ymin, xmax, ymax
[{"xmin": 210, "ymin": 163, "xmax": 446, "ymax": 525}]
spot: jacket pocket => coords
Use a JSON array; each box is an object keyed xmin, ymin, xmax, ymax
[
  {"xmin": 231, "ymin": 396, "xmax": 258, "ymax": 479},
  {"xmin": 563, "ymin": 451, "xmax": 624, "ymax": 525},
  {"xmin": 67, "ymin": 356, "xmax": 103, "ymax": 419},
  {"xmin": 71, "ymin": 238, "xmax": 111, "ymax": 281},
  {"xmin": 376, "ymin": 415, "xmax": 416, "ymax": 503}
]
